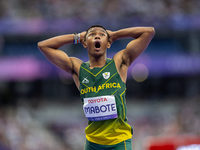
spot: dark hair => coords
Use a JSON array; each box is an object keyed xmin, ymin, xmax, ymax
[{"xmin": 85, "ymin": 25, "xmax": 110, "ymax": 41}]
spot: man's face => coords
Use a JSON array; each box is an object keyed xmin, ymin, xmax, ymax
[{"xmin": 84, "ymin": 27, "xmax": 111, "ymax": 57}]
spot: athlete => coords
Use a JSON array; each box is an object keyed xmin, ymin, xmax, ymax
[{"xmin": 38, "ymin": 25, "xmax": 155, "ymax": 150}]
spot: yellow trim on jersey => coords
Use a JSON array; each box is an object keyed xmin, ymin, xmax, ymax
[
  {"xmin": 80, "ymin": 59, "xmax": 114, "ymax": 77},
  {"xmin": 120, "ymin": 89, "xmax": 126, "ymax": 120},
  {"xmin": 124, "ymin": 141, "xmax": 127, "ymax": 150},
  {"xmin": 111, "ymin": 88, "xmax": 120, "ymax": 95}
]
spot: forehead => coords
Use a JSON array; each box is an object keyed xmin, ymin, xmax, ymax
[{"xmin": 88, "ymin": 27, "xmax": 107, "ymax": 33}]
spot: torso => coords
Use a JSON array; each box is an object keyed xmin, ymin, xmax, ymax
[
  {"xmin": 78, "ymin": 58, "xmax": 132, "ymax": 145},
  {"xmin": 70, "ymin": 49, "xmax": 128, "ymax": 90}
]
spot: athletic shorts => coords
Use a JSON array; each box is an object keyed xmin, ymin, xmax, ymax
[{"xmin": 84, "ymin": 139, "xmax": 132, "ymax": 150}]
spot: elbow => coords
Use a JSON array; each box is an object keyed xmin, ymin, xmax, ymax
[
  {"xmin": 37, "ymin": 41, "xmax": 43, "ymax": 49},
  {"xmin": 37, "ymin": 41, "xmax": 46, "ymax": 51},
  {"xmin": 148, "ymin": 27, "xmax": 155, "ymax": 37}
]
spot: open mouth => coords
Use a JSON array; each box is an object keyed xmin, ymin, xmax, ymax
[{"xmin": 95, "ymin": 41, "xmax": 101, "ymax": 49}]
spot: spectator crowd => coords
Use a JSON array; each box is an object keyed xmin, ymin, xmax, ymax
[{"xmin": 0, "ymin": 0, "xmax": 200, "ymax": 32}]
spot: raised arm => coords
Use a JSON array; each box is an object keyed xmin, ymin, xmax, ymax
[
  {"xmin": 111, "ymin": 27, "xmax": 155, "ymax": 67},
  {"xmin": 38, "ymin": 33, "xmax": 85, "ymax": 74},
  {"xmin": 110, "ymin": 27, "xmax": 155, "ymax": 82}
]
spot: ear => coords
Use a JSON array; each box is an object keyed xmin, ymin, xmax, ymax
[
  {"xmin": 107, "ymin": 41, "xmax": 111, "ymax": 49},
  {"xmin": 83, "ymin": 41, "xmax": 87, "ymax": 48}
]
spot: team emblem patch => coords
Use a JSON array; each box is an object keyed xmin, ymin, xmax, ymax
[{"xmin": 102, "ymin": 72, "xmax": 110, "ymax": 79}]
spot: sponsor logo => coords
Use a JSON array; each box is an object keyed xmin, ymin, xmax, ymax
[
  {"xmin": 82, "ymin": 77, "xmax": 89, "ymax": 84},
  {"xmin": 102, "ymin": 72, "xmax": 110, "ymax": 79},
  {"xmin": 88, "ymin": 97, "xmax": 108, "ymax": 104}
]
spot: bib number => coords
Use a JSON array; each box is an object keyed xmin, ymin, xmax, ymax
[{"xmin": 83, "ymin": 95, "xmax": 118, "ymax": 121}]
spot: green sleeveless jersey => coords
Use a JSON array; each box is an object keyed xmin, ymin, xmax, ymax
[{"xmin": 79, "ymin": 58, "xmax": 133, "ymax": 145}]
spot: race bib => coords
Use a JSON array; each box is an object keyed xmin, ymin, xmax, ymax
[{"xmin": 83, "ymin": 95, "xmax": 118, "ymax": 121}]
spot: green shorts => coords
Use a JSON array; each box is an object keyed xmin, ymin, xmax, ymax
[{"xmin": 84, "ymin": 139, "xmax": 132, "ymax": 150}]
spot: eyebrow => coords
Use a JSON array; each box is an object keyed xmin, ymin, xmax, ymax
[{"xmin": 88, "ymin": 28, "xmax": 107, "ymax": 34}]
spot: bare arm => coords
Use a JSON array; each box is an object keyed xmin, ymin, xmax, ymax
[
  {"xmin": 38, "ymin": 33, "xmax": 85, "ymax": 74},
  {"xmin": 110, "ymin": 27, "xmax": 155, "ymax": 66},
  {"xmin": 109, "ymin": 27, "xmax": 155, "ymax": 82}
]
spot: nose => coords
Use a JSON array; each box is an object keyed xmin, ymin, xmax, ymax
[{"xmin": 95, "ymin": 36, "xmax": 100, "ymax": 39}]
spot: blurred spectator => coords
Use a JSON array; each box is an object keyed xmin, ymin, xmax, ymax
[
  {"xmin": 0, "ymin": 0, "xmax": 200, "ymax": 32},
  {"xmin": 0, "ymin": 104, "xmax": 67, "ymax": 150}
]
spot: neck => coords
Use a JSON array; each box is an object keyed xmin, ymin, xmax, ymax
[{"xmin": 88, "ymin": 56, "xmax": 107, "ymax": 69}]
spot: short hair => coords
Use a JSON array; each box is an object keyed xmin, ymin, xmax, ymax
[{"xmin": 85, "ymin": 25, "xmax": 110, "ymax": 41}]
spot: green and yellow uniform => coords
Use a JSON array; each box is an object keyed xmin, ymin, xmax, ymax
[{"xmin": 79, "ymin": 58, "xmax": 133, "ymax": 150}]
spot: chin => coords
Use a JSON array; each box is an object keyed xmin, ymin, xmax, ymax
[{"xmin": 93, "ymin": 52, "xmax": 104, "ymax": 58}]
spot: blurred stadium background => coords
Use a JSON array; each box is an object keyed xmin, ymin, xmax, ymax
[{"xmin": 0, "ymin": 0, "xmax": 200, "ymax": 150}]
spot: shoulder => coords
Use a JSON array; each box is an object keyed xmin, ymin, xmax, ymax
[
  {"xmin": 70, "ymin": 57, "xmax": 83, "ymax": 64},
  {"xmin": 69, "ymin": 57, "xmax": 83, "ymax": 74}
]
